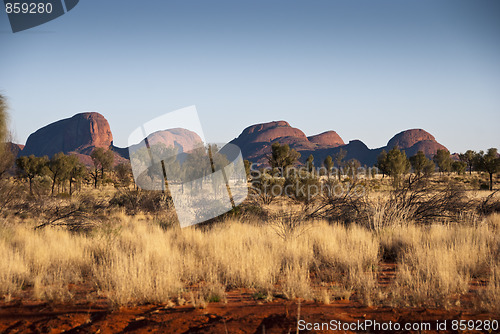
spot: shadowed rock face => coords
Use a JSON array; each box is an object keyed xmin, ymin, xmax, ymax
[
  {"xmin": 402, "ymin": 140, "xmax": 448, "ymax": 158},
  {"xmin": 22, "ymin": 112, "xmax": 113, "ymax": 157}
]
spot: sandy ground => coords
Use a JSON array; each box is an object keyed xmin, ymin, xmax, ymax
[
  {"xmin": 1, "ymin": 289, "xmax": 497, "ymax": 334},
  {"xmin": 1, "ymin": 264, "xmax": 498, "ymax": 333}
]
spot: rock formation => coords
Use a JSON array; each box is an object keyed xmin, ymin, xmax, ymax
[
  {"xmin": 22, "ymin": 112, "xmax": 113, "ymax": 157},
  {"xmin": 230, "ymin": 122, "xmax": 447, "ymax": 166}
]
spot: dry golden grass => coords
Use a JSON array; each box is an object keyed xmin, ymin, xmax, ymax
[{"xmin": 0, "ymin": 212, "xmax": 498, "ymax": 311}]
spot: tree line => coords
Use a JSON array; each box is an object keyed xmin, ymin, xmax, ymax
[
  {"xmin": 375, "ymin": 147, "xmax": 500, "ymax": 190},
  {"xmin": 15, "ymin": 148, "xmax": 133, "ymax": 196},
  {"xmin": 250, "ymin": 142, "xmax": 499, "ymax": 191}
]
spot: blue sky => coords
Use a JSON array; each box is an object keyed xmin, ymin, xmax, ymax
[{"xmin": 1, "ymin": 0, "xmax": 499, "ymax": 153}]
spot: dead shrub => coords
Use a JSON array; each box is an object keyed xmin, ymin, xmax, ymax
[
  {"xmin": 109, "ymin": 189, "xmax": 173, "ymax": 214},
  {"xmin": 269, "ymin": 210, "xmax": 311, "ymax": 241},
  {"xmin": 308, "ymin": 178, "xmax": 475, "ymax": 228}
]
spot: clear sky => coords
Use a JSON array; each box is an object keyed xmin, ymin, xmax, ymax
[{"xmin": 1, "ymin": 0, "xmax": 499, "ymax": 153}]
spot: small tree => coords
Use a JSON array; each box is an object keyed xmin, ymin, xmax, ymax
[
  {"xmin": 452, "ymin": 161, "xmax": 467, "ymax": 175},
  {"xmin": 16, "ymin": 155, "xmax": 48, "ymax": 195},
  {"xmin": 334, "ymin": 148, "xmax": 346, "ymax": 180},
  {"xmin": 115, "ymin": 162, "xmax": 133, "ymax": 188},
  {"xmin": 433, "ymin": 149, "xmax": 452, "ymax": 175},
  {"xmin": 67, "ymin": 156, "xmax": 86, "ymax": 195},
  {"xmin": 476, "ymin": 148, "xmax": 500, "ymax": 191},
  {"xmin": 48, "ymin": 153, "xmax": 74, "ymax": 195},
  {"xmin": 345, "ymin": 158, "xmax": 361, "ymax": 180},
  {"xmin": 306, "ymin": 154, "xmax": 314, "ymax": 173},
  {"xmin": 376, "ymin": 150, "xmax": 389, "ymax": 178},
  {"xmin": 323, "ymin": 155, "xmax": 334, "ymax": 179},
  {"xmin": 267, "ymin": 142, "xmax": 300, "ymax": 176},
  {"xmin": 382, "ymin": 147, "xmax": 410, "ymax": 187},
  {"xmin": 90, "ymin": 147, "xmax": 114, "ymax": 188},
  {"xmin": 459, "ymin": 150, "xmax": 476, "ymax": 175},
  {"xmin": 410, "ymin": 151, "xmax": 435, "ymax": 177}
]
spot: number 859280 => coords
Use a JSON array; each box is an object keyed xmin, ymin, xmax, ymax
[{"xmin": 6, "ymin": 2, "xmax": 53, "ymax": 14}]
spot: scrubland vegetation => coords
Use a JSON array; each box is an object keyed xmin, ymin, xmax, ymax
[
  {"xmin": 0, "ymin": 95, "xmax": 499, "ymax": 315},
  {"xmin": 0, "ymin": 188, "xmax": 499, "ymax": 314}
]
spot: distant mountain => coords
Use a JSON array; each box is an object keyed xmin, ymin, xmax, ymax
[
  {"xmin": 230, "ymin": 121, "xmax": 347, "ymax": 165},
  {"xmin": 386, "ymin": 129, "xmax": 446, "ymax": 157},
  {"xmin": 229, "ymin": 121, "xmax": 447, "ymax": 166},
  {"xmin": 307, "ymin": 131, "xmax": 345, "ymax": 147},
  {"xmin": 22, "ymin": 112, "xmax": 113, "ymax": 157},
  {"xmin": 128, "ymin": 128, "xmax": 203, "ymax": 156},
  {"xmin": 16, "ymin": 113, "xmax": 449, "ymax": 168},
  {"xmin": 19, "ymin": 112, "xmax": 203, "ymax": 166},
  {"xmin": 20, "ymin": 112, "xmax": 127, "ymax": 166}
]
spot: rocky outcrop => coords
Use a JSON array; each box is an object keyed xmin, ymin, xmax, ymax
[
  {"xmin": 22, "ymin": 112, "xmax": 113, "ymax": 158},
  {"xmin": 19, "ymin": 113, "xmax": 449, "ymax": 168},
  {"xmin": 19, "ymin": 112, "xmax": 206, "ymax": 167},
  {"xmin": 144, "ymin": 128, "xmax": 203, "ymax": 153},
  {"xmin": 385, "ymin": 129, "xmax": 447, "ymax": 157},
  {"xmin": 232, "ymin": 121, "xmax": 309, "ymax": 153},
  {"xmin": 238, "ymin": 121, "xmax": 306, "ymax": 142},
  {"xmin": 387, "ymin": 129, "xmax": 436, "ymax": 151},
  {"xmin": 127, "ymin": 128, "xmax": 203, "ymax": 156},
  {"xmin": 230, "ymin": 122, "xmax": 447, "ymax": 166},
  {"xmin": 307, "ymin": 131, "xmax": 344, "ymax": 147},
  {"xmin": 230, "ymin": 121, "xmax": 346, "ymax": 164}
]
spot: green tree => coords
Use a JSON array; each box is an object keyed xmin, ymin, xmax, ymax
[
  {"xmin": 452, "ymin": 160, "xmax": 467, "ymax": 175},
  {"xmin": 433, "ymin": 149, "xmax": 452, "ymax": 174},
  {"xmin": 16, "ymin": 155, "xmax": 49, "ymax": 195},
  {"xmin": 90, "ymin": 148, "xmax": 114, "ymax": 188},
  {"xmin": 267, "ymin": 142, "xmax": 300, "ymax": 176},
  {"xmin": 410, "ymin": 151, "xmax": 435, "ymax": 177},
  {"xmin": 67, "ymin": 156, "xmax": 86, "ymax": 195},
  {"xmin": 459, "ymin": 150, "xmax": 476, "ymax": 175},
  {"xmin": 48, "ymin": 153, "xmax": 75, "ymax": 195},
  {"xmin": 323, "ymin": 155, "xmax": 334, "ymax": 179},
  {"xmin": 183, "ymin": 146, "xmax": 211, "ymax": 191},
  {"xmin": 115, "ymin": 162, "xmax": 133, "ymax": 188},
  {"xmin": 376, "ymin": 150, "xmax": 389, "ymax": 178},
  {"xmin": 382, "ymin": 147, "xmax": 410, "ymax": 187},
  {"xmin": 475, "ymin": 148, "xmax": 500, "ymax": 191},
  {"xmin": 334, "ymin": 148, "xmax": 346, "ymax": 180},
  {"xmin": 306, "ymin": 154, "xmax": 314, "ymax": 173},
  {"xmin": 345, "ymin": 158, "xmax": 361, "ymax": 180}
]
